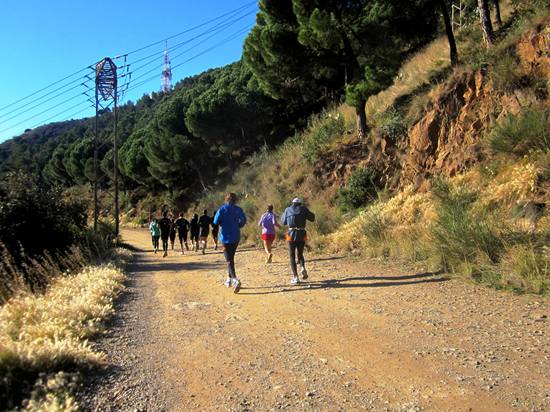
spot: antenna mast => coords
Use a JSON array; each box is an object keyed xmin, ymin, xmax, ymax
[{"xmin": 161, "ymin": 41, "xmax": 173, "ymax": 92}]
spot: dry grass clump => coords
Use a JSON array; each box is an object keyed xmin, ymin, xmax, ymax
[
  {"xmin": 0, "ymin": 245, "xmax": 87, "ymax": 305},
  {"xmin": 21, "ymin": 371, "xmax": 79, "ymax": 412},
  {"xmin": 0, "ymin": 264, "xmax": 126, "ymax": 409},
  {"xmin": 326, "ymin": 186, "xmax": 435, "ymax": 255},
  {"xmin": 479, "ymin": 161, "xmax": 541, "ymax": 207},
  {"xmin": 366, "ymin": 37, "xmax": 450, "ymax": 118},
  {"xmin": 327, "ymin": 163, "xmax": 549, "ymax": 294}
]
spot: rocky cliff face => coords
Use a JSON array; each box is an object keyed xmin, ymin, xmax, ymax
[
  {"xmin": 313, "ymin": 22, "xmax": 549, "ymax": 193},
  {"xmin": 401, "ymin": 22, "xmax": 549, "ymax": 191}
]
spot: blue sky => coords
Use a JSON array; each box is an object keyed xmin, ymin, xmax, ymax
[{"xmin": 0, "ymin": 0, "xmax": 258, "ymax": 142}]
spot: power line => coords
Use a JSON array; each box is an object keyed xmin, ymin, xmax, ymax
[
  {"xmin": 123, "ymin": 15, "xmax": 255, "ymax": 91},
  {"xmin": 0, "ymin": 75, "xmax": 92, "ymax": 121},
  {"xmin": 0, "ymin": 81, "xmax": 93, "ymax": 125},
  {"xmin": 117, "ymin": 0, "xmax": 256, "ymax": 57},
  {"xmin": 0, "ymin": 88, "xmax": 94, "ymax": 134},
  {"xmin": 113, "ymin": 8, "xmax": 256, "ymax": 92},
  {"xmin": 29, "ymin": 102, "xmax": 94, "ymax": 130},
  {"xmin": 0, "ymin": 64, "xmax": 97, "ymax": 114},
  {"xmin": 0, "ymin": 1, "xmax": 258, "ymax": 137},
  {"xmin": 124, "ymin": 5, "xmax": 255, "ymax": 69},
  {"xmin": 0, "ymin": 2, "xmax": 255, "ymax": 129},
  {"xmin": 124, "ymin": 24, "xmax": 253, "ymax": 94}
]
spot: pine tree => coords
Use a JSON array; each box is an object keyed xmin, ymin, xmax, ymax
[
  {"xmin": 439, "ymin": 0, "xmax": 458, "ymax": 66},
  {"xmin": 494, "ymin": 0, "xmax": 502, "ymax": 27},
  {"xmin": 478, "ymin": 0, "xmax": 495, "ymax": 47},
  {"xmin": 292, "ymin": 0, "xmax": 439, "ymax": 140}
]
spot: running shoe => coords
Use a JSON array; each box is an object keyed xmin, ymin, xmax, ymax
[
  {"xmin": 224, "ymin": 278, "xmax": 233, "ymax": 288},
  {"xmin": 163, "ymin": 251, "xmax": 167, "ymax": 257},
  {"xmin": 202, "ymin": 249, "xmax": 206, "ymax": 255},
  {"xmin": 291, "ymin": 276, "xmax": 300, "ymax": 285},
  {"xmin": 301, "ymin": 266, "xmax": 308, "ymax": 280},
  {"xmin": 233, "ymin": 279, "xmax": 241, "ymax": 293}
]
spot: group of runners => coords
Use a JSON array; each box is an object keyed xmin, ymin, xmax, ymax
[
  {"xmin": 149, "ymin": 210, "xmax": 219, "ymax": 257},
  {"xmin": 148, "ymin": 193, "xmax": 315, "ymax": 293}
]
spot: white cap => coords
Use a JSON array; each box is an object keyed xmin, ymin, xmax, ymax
[{"xmin": 292, "ymin": 197, "xmax": 301, "ymax": 203}]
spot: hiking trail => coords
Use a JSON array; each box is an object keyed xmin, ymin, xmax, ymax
[{"xmin": 78, "ymin": 228, "xmax": 550, "ymax": 411}]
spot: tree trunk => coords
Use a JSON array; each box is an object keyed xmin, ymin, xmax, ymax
[
  {"xmin": 478, "ymin": 0, "xmax": 495, "ymax": 47},
  {"xmin": 439, "ymin": 0, "xmax": 459, "ymax": 66},
  {"xmin": 190, "ymin": 161, "xmax": 208, "ymax": 192},
  {"xmin": 356, "ymin": 102, "xmax": 367, "ymax": 141},
  {"xmin": 494, "ymin": 0, "xmax": 502, "ymax": 27}
]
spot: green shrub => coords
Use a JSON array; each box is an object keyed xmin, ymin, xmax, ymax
[
  {"xmin": 80, "ymin": 221, "xmax": 117, "ymax": 263},
  {"xmin": 431, "ymin": 180, "xmax": 504, "ymax": 272},
  {"xmin": 0, "ymin": 173, "xmax": 87, "ymax": 263},
  {"xmin": 302, "ymin": 115, "xmax": 345, "ymax": 163},
  {"xmin": 375, "ymin": 109, "xmax": 407, "ymax": 144},
  {"xmin": 338, "ymin": 168, "xmax": 380, "ymax": 211},
  {"xmin": 504, "ymin": 244, "xmax": 550, "ymax": 294},
  {"xmin": 490, "ymin": 52, "xmax": 524, "ymax": 92},
  {"xmin": 490, "ymin": 107, "xmax": 550, "ymax": 155},
  {"xmin": 359, "ymin": 206, "xmax": 389, "ymax": 247}
]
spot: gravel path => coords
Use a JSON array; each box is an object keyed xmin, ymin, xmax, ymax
[{"xmin": 77, "ymin": 228, "xmax": 550, "ymax": 411}]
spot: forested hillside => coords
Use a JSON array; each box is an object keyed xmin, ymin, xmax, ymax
[
  {"xmin": 1, "ymin": 0, "xmax": 548, "ymax": 295},
  {"xmin": 0, "ymin": 0, "xmax": 448, "ymax": 209}
]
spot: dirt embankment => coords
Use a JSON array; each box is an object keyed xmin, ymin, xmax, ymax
[
  {"xmin": 313, "ymin": 22, "xmax": 549, "ymax": 192},
  {"xmin": 79, "ymin": 228, "xmax": 550, "ymax": 411}
]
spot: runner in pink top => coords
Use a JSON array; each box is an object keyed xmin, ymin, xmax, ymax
[{"xmin": 258, "ymin": 204, "xmax": 280, "ymax": 263}]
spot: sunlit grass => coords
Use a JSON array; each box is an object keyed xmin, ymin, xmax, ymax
[{"xmin": 0, "ymin": 260, "xmax": 127, "ymax": 410}]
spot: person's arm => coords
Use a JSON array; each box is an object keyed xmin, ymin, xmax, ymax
[
  {"xmin": 238, "ymin": 208, "xmax": 247, "ymax": 228},
  {"xmin": 258, "ymin": 213, "xmax": 263, "ymax": 227},
  {"xmin": 306, "ymin": 208, "xmax": 316, "ymax": 222},
  {"xmin": 272, "ymin": 213, "xmax": 281, "ymax": 228},
  {"xmin": 213, "ymin": 209, "xmax": 221, "ymax": 225},
  {"xmin": 280, "ymin": 209, "xmax": 287, "ymax": 226}
]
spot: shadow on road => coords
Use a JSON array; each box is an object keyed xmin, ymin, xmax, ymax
[
  {"xmin": 239, "ymin": 270, "xmax": 448, "ymax": 295},
  {"xmin": 130, "ymin": 259, "xmax": 225, "ymax": 273}
]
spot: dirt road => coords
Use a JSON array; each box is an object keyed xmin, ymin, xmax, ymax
[{"xmin": 79, "ymin": 228, "xmax": 550, "ymax": 411}]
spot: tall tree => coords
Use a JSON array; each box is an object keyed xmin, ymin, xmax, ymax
[
  {"xmin": 243, "ymin": 0, "xmax": 343, "ymax": 110},
  {"xmin": 439, "ymin": 0, "xmax": 458, "ymax": 66},
  {"xmin": 494, "ymin": 0, "xmax": 502, "ymax": 27},
  {"xmin": 292, "ymin": 0, "xmax": 439, "ymax": 140},
  {"xmin": 478, "ymin": 0, "xmax": 495, "ymax": 47}
]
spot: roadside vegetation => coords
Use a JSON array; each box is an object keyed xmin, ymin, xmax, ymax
[
  {"xmin": 194, "ymin": 2, "xmax": 549, "ymax": 295},
  {"xmin": 0, "ymin": 174, "xmax": 131, "ymax": 410}
]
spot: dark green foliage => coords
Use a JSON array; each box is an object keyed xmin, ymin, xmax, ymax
[
  {"xmin": 0, "ymin": 173, "xmax": 88, "ymax": 263},
  {"xmin": 243, "ymin": 0, "xmax": 341, "ymax": 107},
  {"xmin": 376, "ymin": 109, "xmax": 407, "ymax": 144},
  {"xmin": 490, "ymin": 107, "xmax": 550, "ymax": 155},
  {"xmin": 338, "ymin": 167, "xmax": 380, "ymax": 211},
  {"xmin": 245, "ymin": 0, "xmax": 439, "ymax": 137}
]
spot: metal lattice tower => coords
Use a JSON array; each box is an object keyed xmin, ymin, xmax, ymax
[
  {"xmin": 161, "ymin": 41, "xmax": 173, "ymax": 92},
  {"xmin": 94, "ymin": 57, "xmax": 120, "ymax": 237}
]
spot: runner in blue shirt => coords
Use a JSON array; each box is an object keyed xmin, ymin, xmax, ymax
[{"xmin": 213, "ymin": 193, "xmax": 247, "ymax": 293}]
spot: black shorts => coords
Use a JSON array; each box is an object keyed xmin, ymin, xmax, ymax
[
  {"xmin": 178, "ymin": 231, "xmax": 188, "ymax": 242},
  {"xmin": 199, "ymin": 227, "xmax": 210, "ymax": 238},
  {"xmin": 191, "ymin": 232, "xmax": 199, "ymax": 242}
]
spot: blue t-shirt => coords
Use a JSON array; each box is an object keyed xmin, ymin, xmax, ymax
[{"xmin": 213, "ymin": 203, "xmax": 247, "ymax": 244}]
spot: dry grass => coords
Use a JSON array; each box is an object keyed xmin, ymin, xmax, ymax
[
  {"xmin": 478, "ymin": 161, "xmax": 541, "ymax": 207},
  {"xmin": 22, "ymin": 372, "xmax": 79, "ymax": 412},
  {"xmin": 365, "ymin": 36, "xmax": 451, "ymax": 119},
  {"xmin": 0, "ymin": 260, "xmax": 127, "ymax": 410},
  {"xmin": 326, "ymin": 159, "xmax": 549, "ymax": 294}
]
